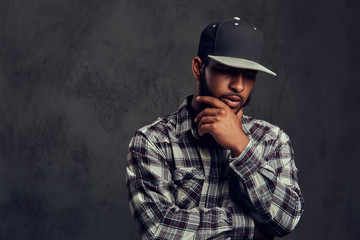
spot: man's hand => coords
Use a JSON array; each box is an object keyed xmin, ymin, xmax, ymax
[{"xmin": 194, "ymin": 96, "xmax": 249, "ymax": 157}]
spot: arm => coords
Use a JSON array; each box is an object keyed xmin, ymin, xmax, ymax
[
  {"xmin": 126, "ymin": 131, "xmax": 254, "ymax": 240},
  {"xmin": 195, "ymin": 96, "xmax": 304, "ymax": 237},
  {"xmin": 228, "ymin": 130, "xmax": 304, "ymax": 237}
]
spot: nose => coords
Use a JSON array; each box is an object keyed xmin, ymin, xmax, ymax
[{"xmin": 229, "ymin": 73, "xmax": 245, "ymax": 93}]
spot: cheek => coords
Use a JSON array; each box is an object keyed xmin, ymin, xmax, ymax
[
  {"xmin": 206, "ymin": 76, "xmax": 228, "ymax": 95},
  {"xmin": 245, "ymin": 81, "xmax": 255, "ymax": 93}
]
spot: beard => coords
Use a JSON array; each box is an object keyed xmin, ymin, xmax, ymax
[
  {"xmin": 199, "ymin": 71, "xmax": 213, "ymax": 98},
  {"xmin": 198, "ymin": 72, "xmax": 252, "ymax": 112}
]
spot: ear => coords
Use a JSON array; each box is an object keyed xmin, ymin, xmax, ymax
[{"xmin": 192, "ymin": 57, "xmax": 203, "ymax": 81}]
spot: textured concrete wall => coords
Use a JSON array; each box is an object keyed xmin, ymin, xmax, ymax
[{"xmin": 1, "ymin": 0, "xmax": 359, "ymax": 239}]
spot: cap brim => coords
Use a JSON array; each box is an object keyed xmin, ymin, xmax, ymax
[{"xmin": 208, "ymin": 55, "xmax": 277, "ymax": 76}]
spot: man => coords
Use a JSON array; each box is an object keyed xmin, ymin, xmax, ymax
[{"xmin": 126, "ymin": 17, "xmax": 304, "ymax": 240}]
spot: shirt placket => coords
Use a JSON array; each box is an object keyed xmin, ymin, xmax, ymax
[
  {"xmin": 198, "ymin": 144, "xmax": 230, "ymax": 208},
  {"xmin": 197, "ymin": 145, "xmax": 211, "ymax": 208}
]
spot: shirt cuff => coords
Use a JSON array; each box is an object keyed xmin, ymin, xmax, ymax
[
  {"xmin": 228, "ymin": 206, "xmax": 254, "ymax": 239},
  {"xmin": 228, "ymin": 139, "xmax": 264, "ymax": 179}
]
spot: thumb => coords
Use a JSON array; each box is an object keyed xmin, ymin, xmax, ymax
[{"xmin": 236, "ymin": 108, "xmax": 244, "ymax": 121}]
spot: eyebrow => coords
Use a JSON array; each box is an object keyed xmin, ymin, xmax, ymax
[{"xmin": 209, "ymin": 64, "xmax": 237, "ymax": 72}]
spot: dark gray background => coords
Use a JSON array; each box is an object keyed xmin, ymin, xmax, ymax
[{"xmin": 1, "ymin": 0, "xmax": 359, "ymax": 239}]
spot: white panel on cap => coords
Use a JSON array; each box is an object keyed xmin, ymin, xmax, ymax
[{"xmin": 233, "ymin": 17, "xmax": 240, "ymax": 20}]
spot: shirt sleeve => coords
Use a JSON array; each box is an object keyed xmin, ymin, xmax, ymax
[
  {"xmin": 228, "ymin": 128, "xmax": 304, "ymax": 237},
  {"xmin": 126, "ymin": 131, "xmax": 255, "ymax": 240}
]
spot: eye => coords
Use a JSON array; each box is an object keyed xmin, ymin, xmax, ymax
[
  {"xmin": 243, "ymin": 70, "xmax": 257, "ymax": 79},
  {"xmin": 216, "ymin": 68, "xmax": 233, "ymax": 75},
  {"xmin": 211, "ymin": 66, "xmax": 238, "ymax": 75}
]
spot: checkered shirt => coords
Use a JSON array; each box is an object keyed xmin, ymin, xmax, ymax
[{"xmin": 126, "ymin": 96, "xmax": 304, "ymax": 240}]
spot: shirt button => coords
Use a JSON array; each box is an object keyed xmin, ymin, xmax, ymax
[{"xmin": 183, "ymin": 183, "xmax": 188, "ymax": 188}]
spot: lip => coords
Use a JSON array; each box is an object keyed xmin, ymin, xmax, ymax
[{"xmin": 220, "ymin": 96, "xmax": 242, "ymax": 108}]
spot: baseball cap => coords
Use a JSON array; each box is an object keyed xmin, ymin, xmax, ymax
[{"xmin": 198, "ymin": 17, "xmax": 276, "ymax": 76}]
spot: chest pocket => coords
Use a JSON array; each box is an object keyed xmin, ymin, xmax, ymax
[{"xmin": 173, "ymin": 168, "xmax": 205, "ymax": 209}]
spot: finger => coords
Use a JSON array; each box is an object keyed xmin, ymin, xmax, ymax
[
  {"xmin": 194, "ymin": 108, "xmax": 219, "ymax": 122},
  {"xmin": 198, "ymin": 115, "xmax": 219, "ymax": 126},
  {"xmin": 198, "ymin": 123, "xmax": 216, "ymax": 136},
  {"xmin": 196, "ymin": 96, "xmax": 227, "ymax": 109}
]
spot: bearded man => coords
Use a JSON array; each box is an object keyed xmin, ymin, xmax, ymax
[{"xmin": 126, "ymin": 17, "xmax": 304, "ymax": 240}]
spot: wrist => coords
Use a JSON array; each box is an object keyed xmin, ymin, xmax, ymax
[{"xmin": 230, "ymin": 134, "xmax": 249, "ymax": 157}]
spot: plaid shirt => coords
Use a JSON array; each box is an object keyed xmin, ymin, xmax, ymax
[{"xmin": 126, "ymin": 96, "xmax": 304, "ymax": 240}]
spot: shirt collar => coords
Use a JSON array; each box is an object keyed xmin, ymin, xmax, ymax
[
  {"xmin": 242, "ymin": 115, "xmax": 252, "ymax": 135},
  {"xmin": 175, "ymin": 95, "xmax": 200, "ymax": 138}
]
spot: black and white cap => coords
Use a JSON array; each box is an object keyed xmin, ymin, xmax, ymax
[{"xmin": 198, "ymin": 17, "xmax": 276, "ymax": 76}]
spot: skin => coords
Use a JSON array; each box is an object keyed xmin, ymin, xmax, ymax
[
  {"xmin": 190, "ymin": 57, "xmax": 274, "ymax": 240},
  {"xmin": 191, "ymin": 57, "xmax": 256, "ymax": 157}
]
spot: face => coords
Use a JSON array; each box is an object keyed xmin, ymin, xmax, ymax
[{"xmin": 199, "ymin": 60, "xmax": 256, "ymax": 114}]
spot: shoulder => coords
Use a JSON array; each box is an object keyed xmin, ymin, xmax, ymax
[
  {"xmin": 242, "ymin": 115, "xmax": 290, "ymax": 144},
  {"xmin": 130, "ymin": 111, "xmax": 178, "ymax": 146}
]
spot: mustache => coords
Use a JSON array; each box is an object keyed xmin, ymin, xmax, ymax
[
  {"xmin": 220, "ymin": 93, "xmax": 242, "ymax": 99},
  {"xmin": 220, "ymin": 93, "xmax": 243, "ymax": 104}
]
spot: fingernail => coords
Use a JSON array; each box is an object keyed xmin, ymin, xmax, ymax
[{"xmin": 196, "ymin": 96, "xmax": 200, "ymax": 100}]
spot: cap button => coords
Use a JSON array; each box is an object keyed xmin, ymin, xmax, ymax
[{"xmin": 233, "ymin": 17, "xmax": 240, "ymax": 20}]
